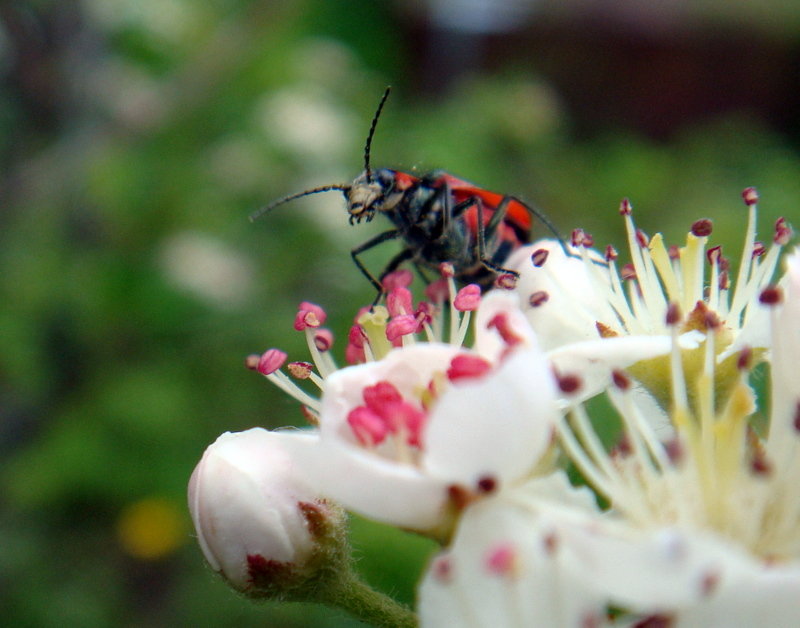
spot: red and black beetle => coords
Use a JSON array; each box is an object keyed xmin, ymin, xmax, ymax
[{"xmin": 252, "ymin": 88, "xmax": 563, "ymax": 300}]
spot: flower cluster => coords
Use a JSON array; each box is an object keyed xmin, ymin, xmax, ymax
[{"xmin": 189, "ymin": 189, "xmax": 799, "ymax": 627}]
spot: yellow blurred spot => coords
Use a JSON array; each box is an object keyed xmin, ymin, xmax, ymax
[{"xmin": 116, "ymin": 497, "xmax": 187, "ymax": 561}]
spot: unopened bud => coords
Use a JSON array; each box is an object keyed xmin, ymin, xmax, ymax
[{"xmin": 188, "ymin": 429, "xmax": 346, "ymax": 598}]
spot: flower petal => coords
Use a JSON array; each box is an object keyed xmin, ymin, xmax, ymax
[
  {"xmin": 422, "ymin": 345, "xmax": 558, "ymax": 488},
  {"xmin": 505, "ymin": 240, "xmax": 619, "ymax": 352},
  {"xmin": 419, "ymin": 480, "xmax": 606, "ymax": 628}
]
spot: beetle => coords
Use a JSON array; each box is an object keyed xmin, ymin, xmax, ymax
[{"xmin": 251, "ymin": 87, "xmax": 564, "ymax": 301}]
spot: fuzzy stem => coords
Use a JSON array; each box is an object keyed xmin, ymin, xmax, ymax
[{"xmin": 316, "ymin": 571, "xmax": 418, "ymax": 628}]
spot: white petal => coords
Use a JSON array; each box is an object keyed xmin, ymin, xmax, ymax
[
  {"xmin": 313, "ymin": 344, "xmax": 460, "ymax": 530},
  {"xmin": 565, "ymin": 525, "xmax": 755, "ymax": 610},
  {"xmin": 505, "ymin": 240, "xmax": 619, "ymax": 352},
  {"xmin": 677, "ymin": 566, "xmax": 800, "ymax": 627},
  {"xmin": 422, "ymin": 346, "xmax": 558, "ymax": 488},
  {"xmin": 303, "ymin": 435, "xmax": 451, "ymax": 530},
  {"xmin": 320, "ymin": 343, "xmax": 459, "ymax": 442},
  {"xmin": 547, "ymin": 334, "xmax": 681, "ymax": 401},
  {"xmin": 771, "ymin": 249, "xmax": 800, "ymax": 433},
  {"xmin": 419, "ymin": 489, "xmax": 606, "ymax": 628}
]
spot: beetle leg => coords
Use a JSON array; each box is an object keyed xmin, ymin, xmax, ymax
[
  {"xmin": 413, "ymin": 260, "xmax": 433, "ymax": 284},
  {"xmin": 473, "ymin": 196, "xmax": 520, "ymax": 277},
  {"xmin": 351, "ymin": 229, "xmax": 401, "ymax": 300},
  {"xmin": 499, "ymin": 195, "xmax": 578, "ymax": 260}
]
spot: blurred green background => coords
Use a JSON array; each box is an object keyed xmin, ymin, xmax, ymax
[{"xmin": 2, "ymin": 1, "xmax": 799, "ymax": 626}]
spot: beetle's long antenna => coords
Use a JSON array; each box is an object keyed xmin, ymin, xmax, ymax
[
  {"xmin": 249, "ymin": 185, "xmax": 350, "ymax": 222},
  {"xmin": 364, "ymin": 86, "xmax": 391, "ymax": 182}
]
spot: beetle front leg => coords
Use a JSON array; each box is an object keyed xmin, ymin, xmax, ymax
[{"xmin": 351, "ymin": 229, "xmax": 401, "ymax": 301}]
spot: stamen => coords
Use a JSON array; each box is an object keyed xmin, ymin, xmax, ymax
[
  {"xmin": 759, "ymin": 286, "xmax": 783, "ymax": 306},
  {"xmin": 382, "ymin": 269, "xmax": 413, "ymax": 292},
  {"xmin": 494, "ymin": 273, "xmax": 518, "ymax": 290},
  {"xmin": 386, "ymin": 314, "xmax": 418, "ymax": 342},
  {"xmin": 453, "ymin": 284, "xmax": 481, "ymax": 312},
  {"xmin": 571, "ymin": 228, "xmax": 587, "ymax": 247},
  {"xmin": 348, "ymin": 406, "xmax": 389, "ymax": 447},
  {"xmin": 556, "ymin": 372, "xmax": 582, "ymax": 395},
  {"xmin": 737, "ymin": 346, "xmax": 753, "ymax": 371},
  {"xmin": 691, "ymin": 219, "xmax": 713, "ymax": 237},
  {"xmin": 287, "ymin": 361, "xmax": 313, "ymax": 379},
  {"xmin": 476, "ymin": 475, "xmax": 498, "ymax": 494},
  {"xmin": 612, "ymin": 369, "xmax": 632, "ymax": 390},
  {"xmin": 387, "ymin": 287, "xmax": 413, "ymax": 317},
  {"xmin": 665, "ymin": 302, "xmax": 682, "ymax": 327},
  {"xmin": 313, "ymin": 329, "xmax": 334, "ymax": 352},
  {"xmin": 424, "ymin": 278, "xmax": 449, "ymax": 304},
  {"xmin": 257, "ymin": 348, "xmax": 287, "ymax": 375},
  {"xmin": 742, "ymin": 186, "xmax": 759, "ymax": 206},
  {"xmin": 447, "ymin": 354, "xmax": 492, "ymax": 382},
  {"xmin": 528, "ymin": 290, "xmax": 549, "ymax": 307},
  {"xmin": 486, "ymin": 313, "xmax": 524, "ymax": 349},
  {"xmin": 774, "ymin": 217, "xmax": 792, "ymax": 246},
  {"xmin": 727, "ymin": 190, "xmax": 759, "ymax": 323},
  {"xmin": 531, "ymin": 248, "xmax": 549, "ymax": 267},
  {"xmin": 294, "ymin": 301, "xmax": 327, "ymax": 330}
]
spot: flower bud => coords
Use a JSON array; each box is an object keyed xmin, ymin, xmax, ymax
[{"xmin": 188, "ymin": 428, "xmax": 346, "ymax": 598}]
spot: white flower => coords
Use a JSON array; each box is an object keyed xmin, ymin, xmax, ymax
[
  {"xmin": 418, "ymin": 474, "xmax": 608, "ymax": 627},
  {"xmin": 247, "ymin": 272, "xmax": 691, "ymax": 535},
  {"xmin": 507, "ymin": 192, "xmax": 791, "ymax": 372},
  {"xmin": 188, "ymin": 428, "xmax": 345, "ymax": 596},
  {"xmin": 309, "ymin": 336, "xmax": 559, "ymax": 533},
  {"xmin": 546, "ymin": 249, "xmax": 800, "ymax": 624}
]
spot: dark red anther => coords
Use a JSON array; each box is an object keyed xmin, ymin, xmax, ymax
[
  {"xmin": 529, "ymin": 290, "xmax": 549, "ymax": 307},
  {"xmin": 612, "ymin": 369, "xmax": 632, "ymax": 390},
  {"xmin": 531, "ymin": 248, "xmax": 549, "ymax": 267},
  {"xmin": 737, "ymin": 346, "xmax": 753, "ymax": 371},
  {"xmin": 742, "ymin": 187, "xmax": 759, "ymax": 206},
  {"xmin": 314, "ymin": 328, "xmax": 334, "ymax": 352},
  {"xmin": 759, "ymin": 286, "xmax": 783, "ymax": 306},
  {"xmin": 774, "ymin": 217, "xmax": 793, "ymax": 246},
  {"xmin": 476, "ymin": 475, "xmax": 498, "ymax": 494},
  {"xmin": 691, "ymin": 219, "xmax": 713, "ymax": 237},
  {"xmin": 556, "ymin": 372, "xmax": 582, "ymax": 395},
  {"xmin": 494, "ymin": 273, "xmax": 518, "ymax": 290},
  {"xmin": 706, "ymin": 245, "xmax": 722, "ymax": 265},
  {"xmin": 620, "ymin": 263, "xmax": 637, "ymax": 281}
]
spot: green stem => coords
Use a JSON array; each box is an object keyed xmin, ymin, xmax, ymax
[{"xmin": 316, "ymin": 570, "xmax": 418, "ymax": 628}]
